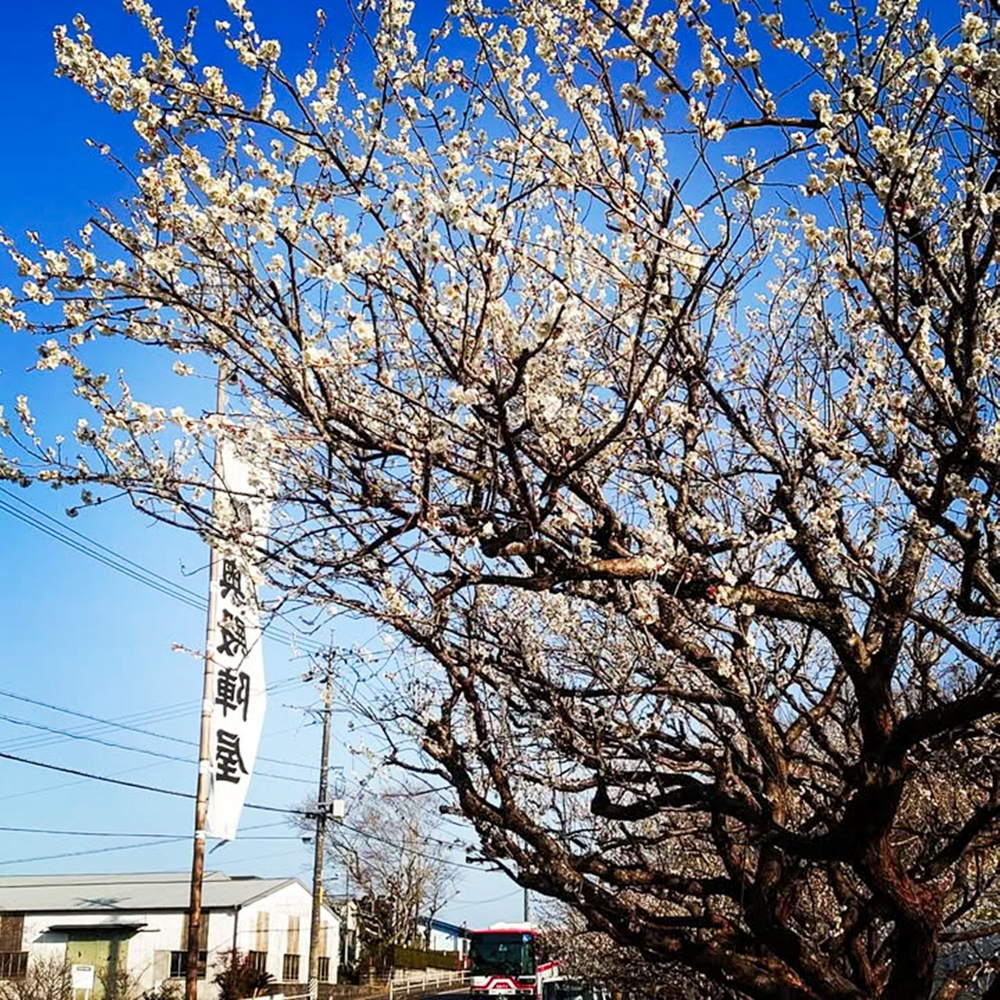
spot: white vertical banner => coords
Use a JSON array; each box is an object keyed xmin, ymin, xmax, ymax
[{"xmin": 206, "ymin": 434, "xmax": 270, "ymax": 841}]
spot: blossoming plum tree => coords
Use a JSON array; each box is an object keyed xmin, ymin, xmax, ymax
[{"xmin": 6, "ymin": 0, "xmax": 1000, "ymax": 996}]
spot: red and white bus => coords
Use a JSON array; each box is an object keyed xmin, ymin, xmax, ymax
[{"xmin": 467, "ymin": 923, "xmax": 559, "ymax": 1000}]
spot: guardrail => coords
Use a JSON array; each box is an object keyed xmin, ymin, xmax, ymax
[
  {"xmin": 252, "ymin": 969, "xmax": 469, "ymax": 1000},
  {"xmin": 388, "ymin": 969, "xmax": 470, "ymax": 1000}
]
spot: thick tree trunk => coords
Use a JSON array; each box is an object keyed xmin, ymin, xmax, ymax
[
  {"xmin": 881, "ymin": 918, "xmax": 938, "ymax": 1000},
  {"xmin": 865, "ymin": 837, "xmax": 942, "ymax": 1000}
]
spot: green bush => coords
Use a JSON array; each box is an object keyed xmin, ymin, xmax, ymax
[{"xmin": 380, "ymin": 946, "xmax": 459, "ymax": 972}]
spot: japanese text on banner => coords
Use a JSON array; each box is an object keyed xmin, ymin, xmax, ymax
[{"xmin": 206, "ymin": 437, "xmax": 269, "ymax": 841}]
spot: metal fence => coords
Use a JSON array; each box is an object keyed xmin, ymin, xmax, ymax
[
  {"xmin": 387, "ymin": 969, "xmax": 470, "ymax": 1000},
  {"xmin": 260, "ymin": 968, "xmax": 469, "ymax": 1000}
]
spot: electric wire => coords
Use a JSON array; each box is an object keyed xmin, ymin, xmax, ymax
[
  {"xmin": 0, "ymin": 686, "xmax": 380, "ymax": 824},
  {"xmin": 0, "ymin": 685, "xmax": 319, "ymax": 773},
  {"xmin": 0, "ymin": 499, "xmax": 318, "ymax": 655},
  {"xmin": 0, "ymin": 499, "xmax": 491, "ymax": 874},
  {"xmin": 0, "ymin": 487, "xmax": 370, "ymax": 657},
  {"xmin": 0, "ymin": 685, "xmax": 385, "ymax": 805},
  {"xmin": 0, "ymin": 821, "xmax": 289, "ymax": 837},
  {"xmin": 0, "ymin": 687, "xmax": 230, "ymax": 751},
  {"xmin": 0, "ymin": 750, "xmax": 297, "ymax": 815},
  {"xmin": 0, "ymin": 837, "xmax": 190, "ymax": 868},
  {"xmin": 1, "ymin": 487, "xmax": 400, "ymax": 772},
  {"xmin": 0, "ymin": 875, "xmax": 276, "ymax": 888},
  {"xmin": 0, "ymin": 837, "xmax": 304, "ymax": 868},
  {"xmin": 0, "ymin": 491, "xmax": 406, "ymax": 786},
  {"xmin": 0, "ymin": 676, "xmax": 304, "ymax": 751},
  {"xmin": 1, "ymin": 488, "xmax": 204, "ymax": 605},
  {"xmin": 0, "ymin": 750, "xmax": 489, "ymax": 872},
  {"xmin": 0, "ymin": 760, "xmax": 172, "ymax": 804},
  {"xmin": 447, "ymin": 889, "xmax": 523, "ymax": 910},
  {"xmin": 0, "ymin": 713, "xmax": 318, "ymax": 784},
  {"xmin": 0, "ymin": 498, "xmax": 205, "ymax": 612}
]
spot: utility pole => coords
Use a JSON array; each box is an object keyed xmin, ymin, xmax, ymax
[
  {"xmin": 523, "ymin": 887, "xmax": 530, "ymax": 924},
  {"xmin": 308, "ymin": 651, "xmax": 335, "ymax": 1000}
]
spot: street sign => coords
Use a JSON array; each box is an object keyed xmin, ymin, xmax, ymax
[{"xmin": 71, "ymin": 965, "xmax": 95, "ymax": 991}]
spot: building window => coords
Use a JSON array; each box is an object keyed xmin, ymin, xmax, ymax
[
  {"xmin": 249, "ymin": 951, "xmax": 268, "ymax": 975},
  {"xmin": 0, "ymin": 916, "xmax": 24, "ymax": 954},
  {"xmin": 0, "ymin": 914, "xmax": 25, "ymax": 980},
  {"xmin": 317, "ymin": 957, "xmax": 330, "ymax": 983},
  {"xmin": 282, "ymin": 954, "xmax": 300, "ymax": 982},
  {"xmin": 169, "ymin": 952, "xmax": 207, "ymax": 979},
  {"xmin": 0, "ymin": 953, "xmax": 28, "ymax": 981}
]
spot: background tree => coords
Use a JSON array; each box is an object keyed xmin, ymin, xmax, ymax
[
  {"xmin": 0, "ymin": 961, "xmax": 179, "ymax": 1000},
  {"xmin": 9, "ymin": 0, "xmax": 1000, "ymax": 997},
  {"xmin": 321, "ymin": 788, "xmax": 458, "ymax": 954},
  {"xmin": 0, "ymin": 958, "xmax": 70, "ymax": 1000}
]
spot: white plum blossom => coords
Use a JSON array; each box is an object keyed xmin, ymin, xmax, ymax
[{"xmin": 5, "ymin": 1, "xmax": 1000, "ymax": 997}]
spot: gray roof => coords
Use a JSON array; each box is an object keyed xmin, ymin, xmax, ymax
[{"xmin": 0, "ymin": 872, "xmax": 304, "ymax": 914}]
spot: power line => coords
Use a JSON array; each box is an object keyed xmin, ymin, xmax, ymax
[
  {"xmin": 0, "ymin": 713, "xmax": 190, "ymax": 763},
  {"xmin": 0, "ymin": 821, "xmax": 290, "ymax": 838},
  {"xmin": 0, "ymin": 826, "xmax": 196, "ymax": 838},
  {"xmin": 0, "ymin": 873, "xmax": 297, "ymax": 890},
  {"xmin": 0, "ymin": 837, "xmax": 190, "ymax": 868},
  {"xmin": 0, "ymin": 750, "xmax": 301, "ymax": 817},
  {"xmin": 0, "ymin": 872, "xmax": 320, "ymax": 889},
  {"xmin": 0, "ymin": 687, "xmax": 235, "ymax": 752},
  {"xmin": 0, "ymin": 487, "xmax": 352, "ymax": 657},
  {"xmin": 0, "ymin": 758, "xmax": 177, "ymax": 804},
  {"xmin": 208, "ymin": 846, "xmax": 311, "ymax": 869},
  {"xmin": 0, "ymin": 498, "xmax": 206, "ymax": 612},
  {"xmin": 0, "ymin": 677, "xmax": 305, "ymax": 744},
  {"xmin": 0, "ymin": 691, "xmax": 471, "ymax": 867},
  {"xmin": 331, "ymin": 824, "xmax": 488, "ymax": 873},
  {"xmin": 0, "ymin": 831, "xmax": 304, "ymax": 872},
  {"xmin": 0, "ymin": 750, "xmax": 489, "ymax": 873},
  {"xmin": 0, "ymin": 834, "xmax": 310, "ymax": 869},
  {"xmin": 0, "ymin": 684, "xmax": 319, "ymax": 773},
  {"xmin": 0, "ymin": 687, "xmax": 313, "ymax": 775},
  {"xmin": 447, "ymin": 889, "xmax": 523, "ymax": 911},
  {"xmin": 0, "ymin": 713, "xmax": 318, "ymax": 785},
  {"xmin": 0, "ymin": 839, "xmax": 326, "ymax": 871},
  {"xmin": 0, "ymin": 685, "xmax": 389, "ymax": 802}
]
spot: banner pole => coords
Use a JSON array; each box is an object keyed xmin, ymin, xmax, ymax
[{"xmin": 186, "ymin": 367, "xmax": 227, "ymax": 1000}]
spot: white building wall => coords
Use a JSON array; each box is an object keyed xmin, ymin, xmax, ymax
[
  {"xmin": 233, "ymin": 883, "xmax": 339, "ymax": 987},
  {"xmin": 151, "ymin": 908, "xmax": 239, "ymax": 993},
  {"xmin": 428, "ymin": 927, "xmax": 454, "ymax": 952},
  {"xmin": 20, "ymin": 910, "xmax": 238, "ymax": 999},
  {"xmin": 15, "ymin": 886, "xmax": 338, "ymax": 999},
  {"xmin": 424, "ymin": 925, "xmax": 468, "ymax": 956},
  {"xmin": 21, "ymin": 914, "xmax": 68, "ymax": 970}
]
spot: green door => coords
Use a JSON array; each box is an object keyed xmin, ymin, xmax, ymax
[{"xmin": 66, "ymin": 936, "xmax": 130, "ymax": 1000}]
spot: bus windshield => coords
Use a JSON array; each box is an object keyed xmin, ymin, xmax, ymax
[{"xmin": 469, "ymin": 933, "xmax": 535, "ymax": 977}]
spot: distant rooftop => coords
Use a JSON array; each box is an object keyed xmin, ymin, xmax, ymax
[{"xmin": 0, "ymin": 872, "xmax": 303, "ymax": 914}]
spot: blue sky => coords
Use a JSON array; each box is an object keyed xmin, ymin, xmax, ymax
[{"xmin": 0, "ymin": 0, "xmax": 524, "ymax": 932}]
